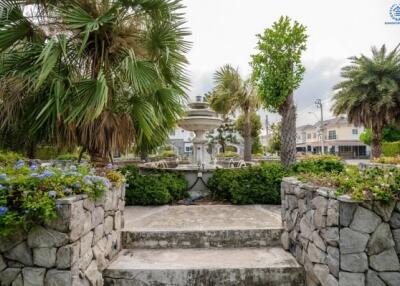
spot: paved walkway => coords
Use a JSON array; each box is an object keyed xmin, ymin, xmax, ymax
[{"xmin": 123, "ymin": 204, "xmax": 282, "ymax": 231}]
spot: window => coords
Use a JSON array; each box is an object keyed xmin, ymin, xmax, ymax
[
  {"xmin": 307, "ymin": 133, "xmax": 311, "ymax": 139},
  {"xmin": 185, "ymin": 146, "xmax": 193, "ymax": 153},
  {"xmin": 328, "ymin": 130, "xmax": 337, "ymax": 140},
  {"xmin": 352, "ymin": 129, "xmax": 358, "ymax": 135},
  {"xmin": 313, "ymin": 133, "xmax": 316, "ymax": 139}
]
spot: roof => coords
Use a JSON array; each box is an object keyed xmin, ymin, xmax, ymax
[{"xmin": 297, "ymin": 116, "xmax": 352, "ymax": 131}]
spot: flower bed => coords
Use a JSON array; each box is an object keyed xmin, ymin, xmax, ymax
[
  {"xmin": 0, "ymin": 158, "xmax": 124, "ymax": 236},
  {"xmin": 281, "ymin": 177, "xmax": 400, "ymax": 286},
  {"xmin": 0, "ymin": 156, "xmax": 126, "ymax": 286}
]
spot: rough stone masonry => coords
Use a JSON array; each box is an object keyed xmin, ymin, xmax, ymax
[
  {"xmin": 0, "ymin": 184, "xmax": 125, "ymax": 286},
  {"xmin": 281, "ymin": 177, "xmax": 400, "ymax": 286}
]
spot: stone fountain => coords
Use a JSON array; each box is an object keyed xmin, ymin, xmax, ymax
[{"xmin": 140, "ymin": 96, "xmax": 223, "ymax": 200}]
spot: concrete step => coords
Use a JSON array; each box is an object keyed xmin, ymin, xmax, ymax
[
  {"xmin": 103, "ymin": 247, "xmax": 305, "ymax": 286},
  {"xmin": 122, "ymin": 227, "xmax": 282, "ymax": 249}
]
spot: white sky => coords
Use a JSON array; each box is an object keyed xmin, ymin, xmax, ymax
[{"xmin": 182, "ymin": 0, "xmax": 399, "ymax": 128}]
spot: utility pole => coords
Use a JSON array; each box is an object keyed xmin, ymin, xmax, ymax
[{"xmin": 315, "ymin": 99, "xmax": 325, "ymax": 155}]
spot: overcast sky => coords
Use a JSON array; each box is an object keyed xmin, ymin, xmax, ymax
[{"xmin": 181, "ymin": 0, "xmax": 399, "ymax": 128}]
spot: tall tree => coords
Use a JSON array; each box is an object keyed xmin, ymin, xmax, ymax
[
  {"xmin": 207, "ymin": 120, "xmax": 237, "ymax": 154},
  {"xmin": 251, "ymin": 16, "xmax": 307, "ymax": 167},
  {"xmin": 235, "ymin": 111, "xmax": 263, "ymax": 154},
  {"xmin": 209, "ymin": 65, "xmax": 259, "ymax": 161},
  {"xmin": 332, "ymin": 45, "xmax": 400, "ymax": 158},
  {"xmin": 0, "ymin": 0, "xmax": 190, "ymax": 164}
]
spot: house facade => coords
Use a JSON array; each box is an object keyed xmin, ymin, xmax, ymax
[{"xmin": 296, "ymin": 116, "xmax": 370, "ymax": 159}]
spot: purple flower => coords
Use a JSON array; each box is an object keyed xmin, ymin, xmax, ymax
[
  {"xmin": 0, "ymin": 174, "xmax": 6, "ymax": 180},
  {"xmin": 0, "ymin": 206, "xmax": 8, "ymax": 216},
  {"xmin": 14, "ymin": 160, "xmax": 25, "ymax": 170},
  {"xmin": 48, "ymin": 191, "xmax": 57, "ymax": 198},
  {"xmin": 106, "ymin": 163, "xmax": 113, "ymax": 169}
]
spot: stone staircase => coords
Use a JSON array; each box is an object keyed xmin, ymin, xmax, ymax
[{"xmin": 103, "ymin": 205, "xmax": 305, "ymax": 286}]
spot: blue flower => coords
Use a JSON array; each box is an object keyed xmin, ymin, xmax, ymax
[
  {"xmin": 0, "ymin": 206, "xmax": 8, "ymax": 216},
  {"xmin": 42, "ymin": 170, "xmax": 54, "ymax": 178},
  {"xmin": 70, "ymin": 165, "xmax": 77, "ymax": 171},
  {"xmin": 0, "ymin": 173, "xmax": 6, "ymax": 180},
  {"xmin": 0, "ymin": 184, "xmax": 6, "ymax": 190},
  {"xmin": 14, "ymin": 160, "xmax": 25, "ymax": 170},
  {"xmin": 48, "ymin": 191, "xmax": 57, "ymax": 198},
  {"xmin": 31, "ymin": 173, "xmax": 39, "ymax": 178},
  {"xmin": 30, "ymin": 164, "xmax": 38, "ymax": 171}
]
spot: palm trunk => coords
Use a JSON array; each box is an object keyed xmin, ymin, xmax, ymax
[
  {"xmin": 371, "ymin": 124, "xmax": 382, "ymax": 158},
  {"xmin": 88, "ymin": 147, "xmax": 109, "ymax": 167},
  {"xmin": 243, "ymin": 108, "xmax": 252, "ymax": 162},
  {"xmin": 279, "ymin": 92, "xmax": 297, "ymax": 167}
]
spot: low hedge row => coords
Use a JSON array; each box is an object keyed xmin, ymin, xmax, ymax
[{"xmin": 119, "ymin": 165, "xmax": 188, "ymax": 205}]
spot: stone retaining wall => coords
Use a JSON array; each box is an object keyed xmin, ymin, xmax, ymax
[
  {"xmin": 0, "ymin": 185, "xmax": 125, "ymax": 286},
  {"xmin": 281, "ymin": 177, "xmax": 400, "ymax": 286}
]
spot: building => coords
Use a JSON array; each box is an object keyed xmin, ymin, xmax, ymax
[
  {"xmin": 296, "ymin": 116, "xmax": 370, "ymax": 159},
  {"xmin": 167, "ymin": 127, "xmax": 194, "ymax": 157}
]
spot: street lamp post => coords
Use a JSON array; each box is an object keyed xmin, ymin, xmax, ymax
[{"xmin": 315, "ymin": 99, "xmax": 325, "ymax": 155}]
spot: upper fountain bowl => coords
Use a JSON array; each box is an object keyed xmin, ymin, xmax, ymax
[{"xmin": 178, "ymin": 97, "xmax": 222, "ymax": 132}]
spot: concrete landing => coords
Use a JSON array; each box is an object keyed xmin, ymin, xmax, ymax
[
  {"xmin": 123, "ymin": 204, "xmax": 282, "ymax": 231},
  {"xmin": 122, "ymin": 205, "xmax": 283, "ymax": 249},
  {"xmin": 103, "ymin": 247, "xmax": 304, "ymax": 286}
]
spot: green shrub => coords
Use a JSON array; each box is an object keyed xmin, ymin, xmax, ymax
[
  {"xmin": 119, "ymin": 165, "xmax": 188, "ymax": 205},
  {"xmin": 208, "ymin": 163, "xmax": 288, "ymax": 204},
  {"xmin": 382, "ymin": 141, "xmax": 400, "ymax": 157},
  {"xmin": 292, "ymin": 154, "xmax": 344, "ymax": 174},
  {"xmin": 160, "ymin": 150, "xmax": 176, "ymax": 158},
  {"xmin": 0, "ymin": 150, "xmax": 24, "ymax": 165},
  {"xmin": 216, "ymin": 151, "xmax": 240, "ymax": 158}
]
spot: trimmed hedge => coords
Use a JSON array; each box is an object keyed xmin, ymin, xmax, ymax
[
  {"xmin": 119, "ymin": 165, "xmax": 188, "ymax": 205},
  {"xmin": 208, "ymin": 163, "xmax": 288, "ymax": 204},
  {"xmin": 292, "ymin": 154, "xmax": 344, "ymax": 174},
  {"xmin": 382, "ymin": 141, "xmax": 400, "ymax": 157}
]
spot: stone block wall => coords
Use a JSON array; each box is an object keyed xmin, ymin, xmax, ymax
[
  {"xmin": 0, "ymin": 185, "xmax": 125, "ymax": 286},
  {"xmin": 281, "ymin": 177, "xmax": 400, "ymax": 286}
]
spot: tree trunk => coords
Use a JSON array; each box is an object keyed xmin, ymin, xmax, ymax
[
  {"xmin": 279, "ymin": 92, "xmax": 297, "ymax": 167},
  {"xmin": 371, "ymin": 124, "xmax": 382, "ymax": 158},
  {"xmin": 26, "ymin": 142, "xmax": 37, "ymax": 159},
  {"xmin": 243, "ymin": 108, "xmax": 252, "ymax": 162},
  {"xmin": 88, "ymin": 147, "xmax": 109, "ymax": 167},
  {"xmin": 140, "ymin": 151, "xmax": 148, "ymax": 162}
]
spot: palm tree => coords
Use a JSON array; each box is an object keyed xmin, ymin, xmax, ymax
[
  {"xmin": 209, "ymin": 65, "xmax": 259, "ymax": 161},
  {"xmin": 332, "ymin": 45, "xmax": 400, "ymax": 158},
  {"xmin": 0, "ymin": 0, "xmax": 190, "ymax": 164}
]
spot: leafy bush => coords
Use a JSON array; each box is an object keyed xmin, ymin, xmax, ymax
[
  {"xmin": 373, "ymin": 156, "xmax": 400, "ymax": 165},
  {"xmin": 160, "ymin": 150, "xmax": 177, "ymax": 158},
  {"xmin": 216, "ymin": 151, "xmax": 240, "ymax": 158},
  {"xmin": 0, "ymin": 160, "xmax": 120, "ymax": 236},
  {"xmin": 292, "ymin": 154, "xmax": 344, "ymax": 174},
  {"xmin": 0, "ymin": 150, "xmax": 24, "ymax": 165},
  {"xmin": 382, "ymin": 141, "xmax": 400, "ymax": 157},
  {"xmin": 208, "ymin": 163, "xmax": 288, "ymax": 204},
  {"xmin": 297, "ymin": 165, "xmax": 400, "ymax": 202},
  {"xmin": 119, "ymin": 165, "xmax": 188, "ymax": 205}
]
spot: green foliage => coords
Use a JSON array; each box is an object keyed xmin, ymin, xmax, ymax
[
  {"xmin": 359, "ymin": 129, "xmax": 372, "ymax": 145},
  {"xmin": 251, "ymin": 137, "xmax": 264, "ymax": 155},
  {"xmin": 382, "ymin": 141, "xmax": 400, "ymax": 157},
  {"xmin": 119, "ymin": 165, "xmax": 188, "ymax": 205},
  {"xmin": 0, "ymin": 0, "xmax": 190, "ymax": 161},
  {"xmin": 292, "ymin": 154, "xmax": 344, "ymax": 174},
  {"xmin": 159, "ymin": 150, "xmax": 177, "ymax": 158},
  {"xmin": 207, "ymin": 120, "xmax": 238, "ymax": 153},
  {"xmin": 208, "ymin": 163, "xmax": 288, "ymax": 204},
  {"xmin": 267, "ymin": 122, "xmax": 281, "ymax": 154},
  {"xmin": 216, "ymin": 151, "xmax": 240, "ymax": 158},
  {"xmin": 0, "ymin": 150, "xmax": 24, "ymax": 165},
  {"xmin": 0, "ymin": 160, "xmax": 116, "ymax": 236},
  {"xmin": 360, "ymin": 125, "xmax": 400, "ymax": 146},
  {"xmin": 373, "ymin": 156, "xmax": 400, "ymax": 165},
  {"xmin": 235, "ymin": 112, "xmax": 262, "ymax": 138},
  {"xmin": 251, "ymin": 16, "xmax": 307, "ymax": 112}
]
